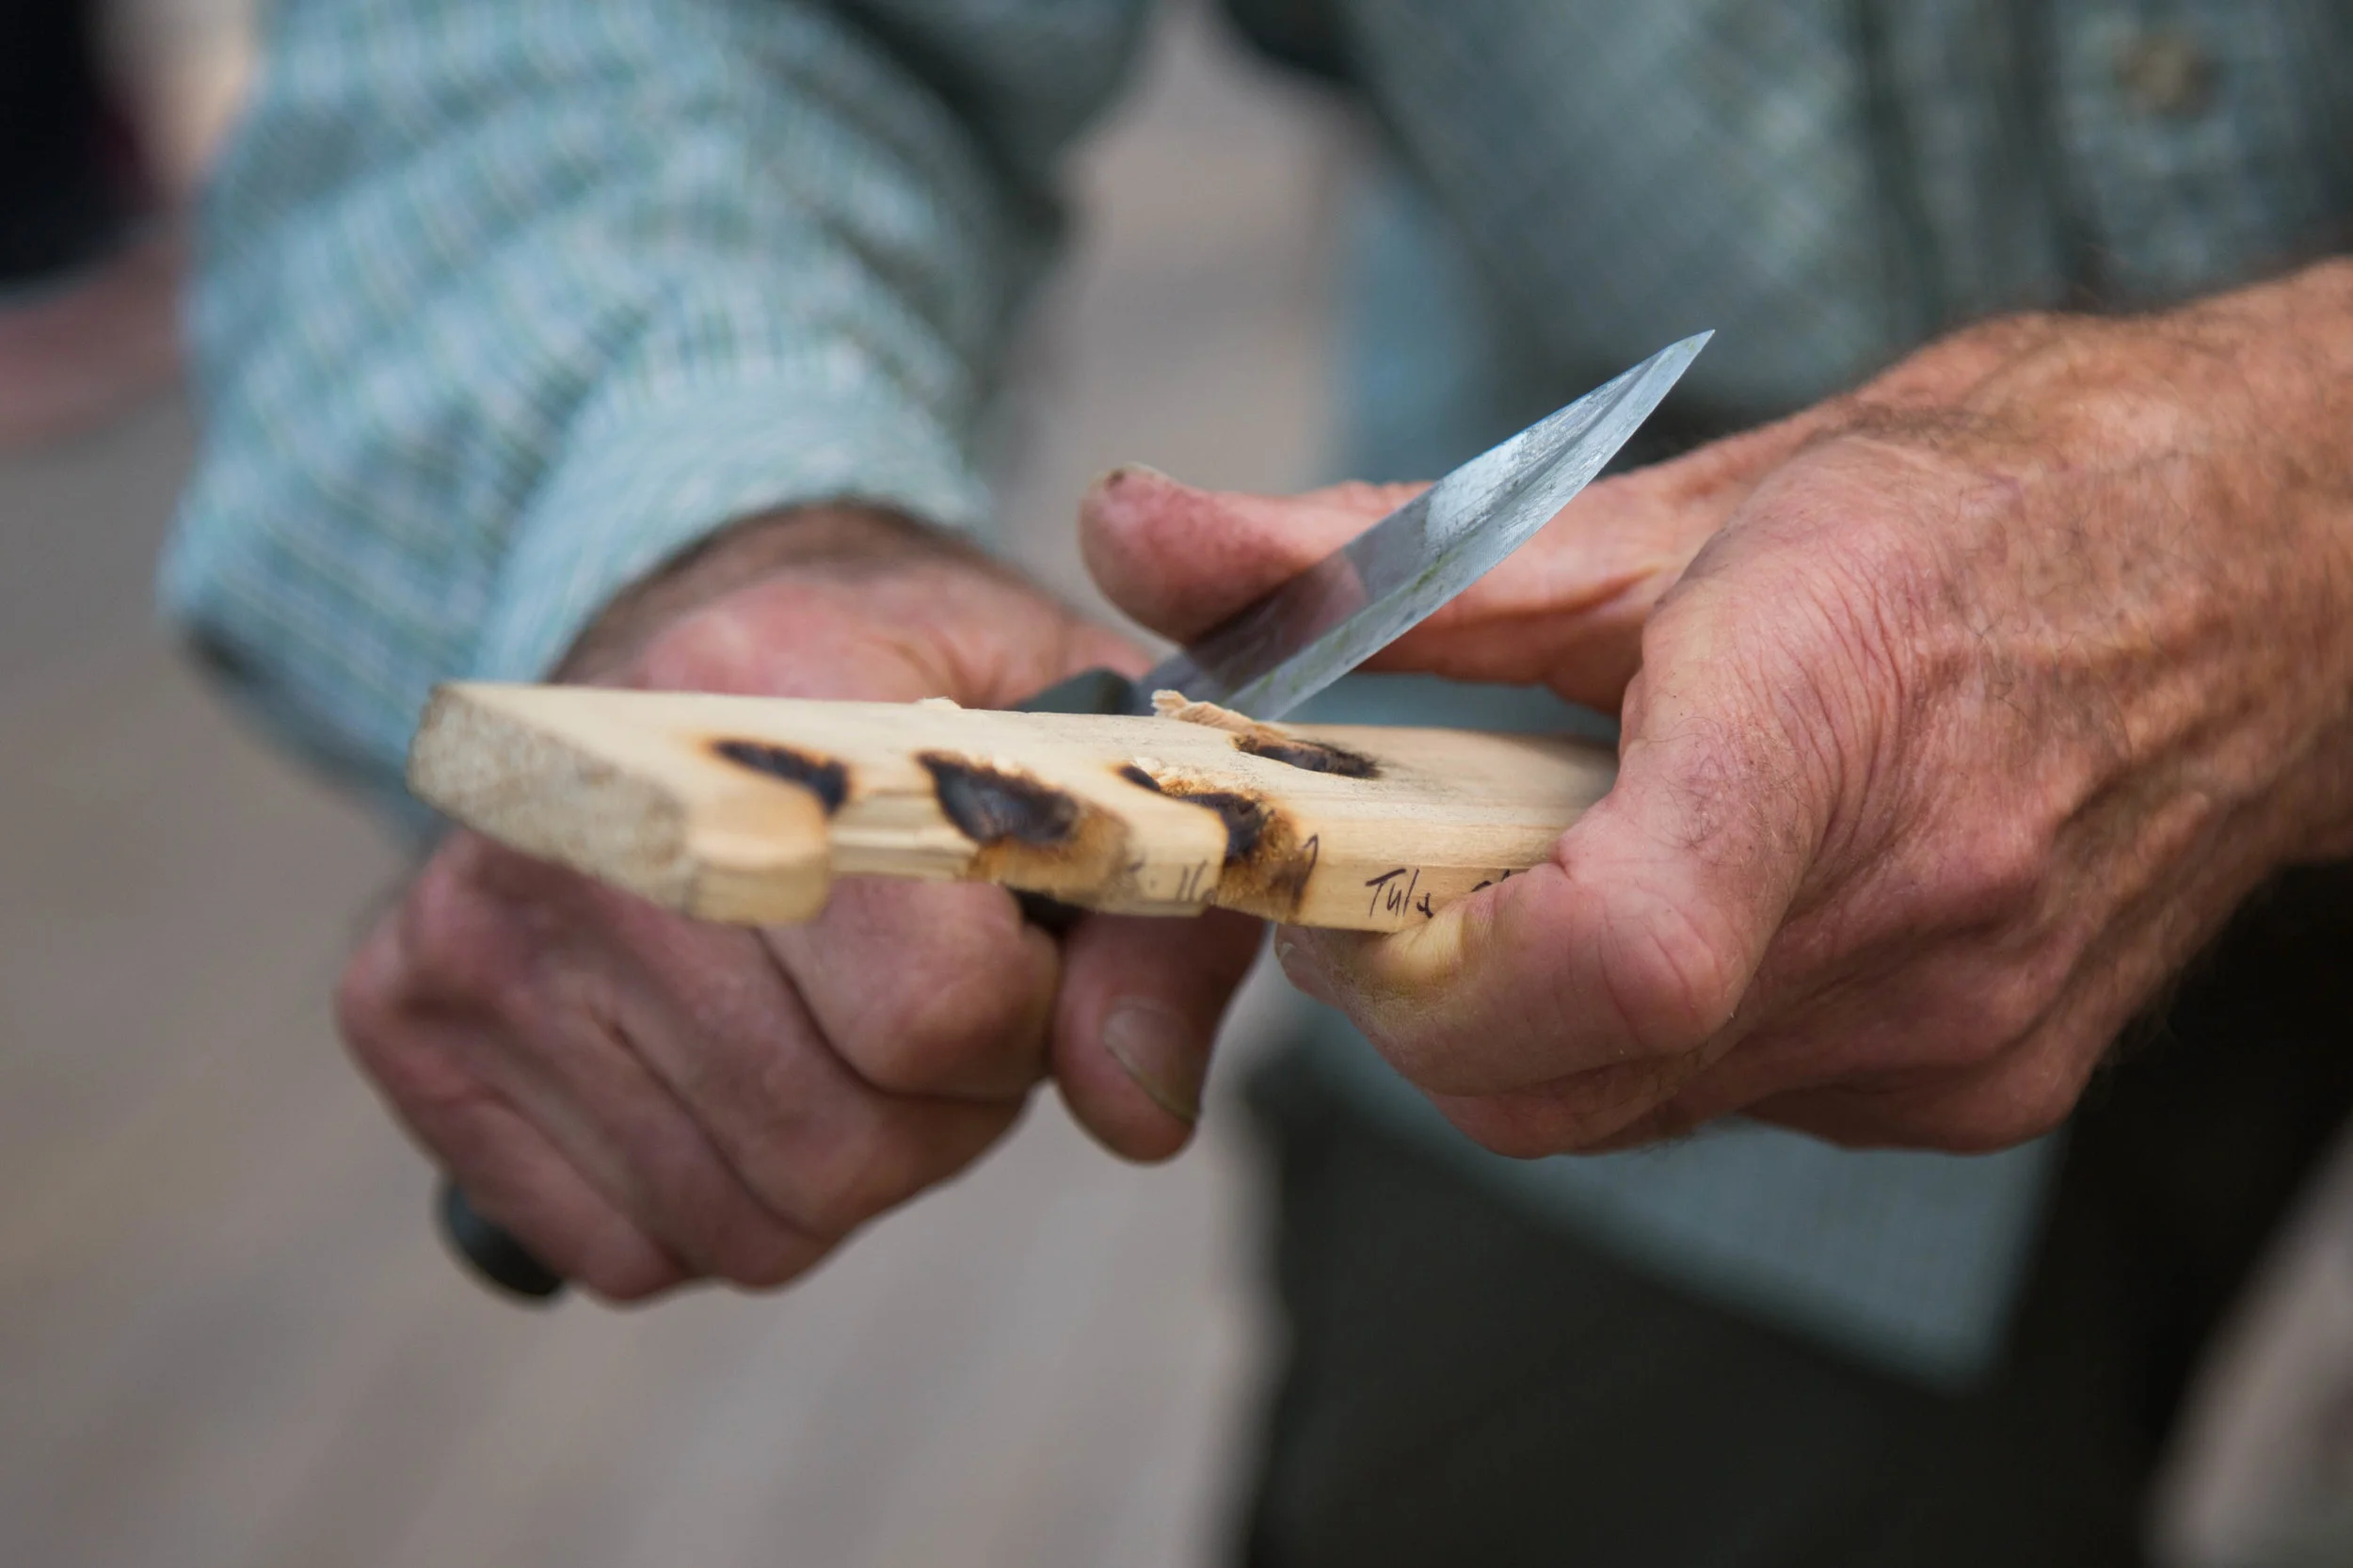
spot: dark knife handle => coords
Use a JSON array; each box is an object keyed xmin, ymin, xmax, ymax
[
  {"xmin": 438, "ymin": 1179, "xmax": 566, "ymax": 1301},
  {"xmin": 438, "ymin": 666, "xmax": 1142, "ymax": 1303},
  {"xmin": 1016, "ymin": 666, "xmax": 1142, "ymax": 717}
]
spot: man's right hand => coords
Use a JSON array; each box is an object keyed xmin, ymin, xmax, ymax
[{"xmin": 337, "ymin": 508, "xmax": 1264, "ymax": 1301}]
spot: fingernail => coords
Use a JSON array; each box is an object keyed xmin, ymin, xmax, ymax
[
  {"xmin": 1091, "ymin": 462, "xmax": 1178, "ymax": 496},
  {"xmin": 1101, "ymin": 1001, "xmax": 1207, "ymax": 1124}
]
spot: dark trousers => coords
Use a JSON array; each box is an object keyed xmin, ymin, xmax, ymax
[{"xmin": 1238, "ymin": 864, "xmax": 2353, "ymax": 1568}]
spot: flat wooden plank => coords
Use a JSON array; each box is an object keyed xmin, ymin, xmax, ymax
[{"xmin": 408, "ymin": 682, "xmax": 1618, "ymax": 932}]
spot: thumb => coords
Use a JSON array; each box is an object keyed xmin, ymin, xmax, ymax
[
  {"xmin": 1050, "ymin": 908, "xmax": 1267, "ymax": 1160},
  {"xmin": 1276, "ymin": 584, "xmax": 1830, "ymax": 1146}
]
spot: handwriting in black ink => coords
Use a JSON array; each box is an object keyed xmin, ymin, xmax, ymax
[{"xmin": 1363, "ymin": 867, "xmax": 1422, "ymax": 919}]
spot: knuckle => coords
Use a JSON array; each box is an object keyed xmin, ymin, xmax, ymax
[
  {"xmin": 396, "ymin": 855, "xmax": 540, "ymax": 1014},
  {"xmin": 766, "ymin": 1102, "xmax": 1007, "ymax": 1240},
  {"xmin": 578, "ymin": 1269, "xmax": 669, "ymax": 1304},
  {"xmin": 1432, "ymin": 1091, "xmax": 1577, "ymax": 1159},
  {"xmin": 334, "ymin": 984, "xmax": 487, "ymax": 1124},
  {"xmin": 1595, "ymin": 894, "xmax": 1745, "ymax": 1057},
  {"xmin": 853, "ymin": 962, "xmax": 1045, "ymax": 1096},
  {"xmin": 706, "ymin": 1214, "xmax": 824, "ymax": 1291},
  {"xmin": 635, "ymin": 603, "xmax": 768, "ymax": 694},
  {"xmin": 571, "ymin": 1238, "xmax": 688, "ymax": 1304},
  {"xmin": 1433, "ymin": 1058, "xmax": 1699, "ymax": 1158},
  {"xmin": 1921, "ymin": 923, "xmax": 2080, "ymax": 1070},
  {"xmin": 338, "ymin": 1018, "xmax": 431, "ymax": 1108},
  {"xmin": 1941, "ymin": 820, "xmax": 2054, "ymax": 928},
  {"xmin": 1443, "ymin": 1107, "xmax": 1575, "ymax": 1160},
  {"xmin": 332, "ymin": 935, "xmax": 401, "ymax": 1056},
  {"xmin": 1972, "ymin": 962, "xmax": 2059, "ymax": 1050},
  {"xmin": 739, "ymin": 1103, "xmax": 925, "ymax": 1241},
  {"xmin": 729, "ymin": 1240, "xmax": 824, "ymax": 1292},
  {"xmin": 785, "ymin": 1135, "xmax": 907, "ymax": 1240},
  {"xmin": 1922, "ymin": 1053, "xmax": 2087, "ymax": 1152},
  {"xmin": 1884, "ymin": 948, "xmax": 2066, "ymax": 1077}
]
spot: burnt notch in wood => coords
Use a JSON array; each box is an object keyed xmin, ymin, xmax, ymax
[
  {"xmin": 1171, "ymin": 786, "xmax": 1319, "ymax": 915},
  {"xmin": 1234, "ymin": 732, "xmax": 1380, "ymax": 779},
  {"xmin": 1147, "ymin": 778, "xmax": 1271, "ymax": 866},
  {"xmin": 1182, "ymin": 792, "xmax": 1269, "ymax": 864},
  {"xmin": 920, "ymin": 753, "xmax": 1080, "ymax": 847},
  {"xmin": 712, "ymin": 738, "xmax": 849, "ymax": 813}
]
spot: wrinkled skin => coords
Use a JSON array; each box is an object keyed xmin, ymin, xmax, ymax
[
  {"xmin": 342, "ymin": 260, "xmax": 2353, "ymax": 1304},
  {"xmin": 1083, "ymin": 259, "xmax": 2353, "ymax": 1159},
  {"xmin": 338, "ymin": 511, "xmax": 1263, "ymax": 1301}
]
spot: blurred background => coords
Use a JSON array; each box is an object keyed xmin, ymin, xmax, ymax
[
  {"xmin": 14, "ymin": 2, "xmax": 2353, "ymax": 1565},
  {"xmin": 0, "ymin": 3, "xmax": 1354, "ymax": 1563}
]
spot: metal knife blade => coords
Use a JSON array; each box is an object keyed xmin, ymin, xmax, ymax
[{"xmin": 1132, "ymin": 330, "xmax": 1710, "ymax": 720}]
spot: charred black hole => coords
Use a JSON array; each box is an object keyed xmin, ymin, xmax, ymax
[
  {"xmin": 1116, "ymin": 763, "xmax": 1163, "ymax": 792},
  {"xmin": 1160, "ymin": 787, "xmax": 1269, "ymax": 864},
  {"xmin": 920, "ymin": 753, "xmax": 1080, "ymax": 846},
  {"xmin": 712, "ymin": 738, "xmax": 849, "ymax": 813},
  {"xmin": 1235, "ymin": 733, "xmax": 1380, "ymax": 778}
]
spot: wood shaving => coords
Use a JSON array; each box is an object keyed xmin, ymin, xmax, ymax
[{"xmin": 1150, "ymin": 690, "xmax": 1299, "ymax": 750}]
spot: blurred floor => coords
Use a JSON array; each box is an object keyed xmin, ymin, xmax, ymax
[{"xmin": 0, "ymin": 8, "xmax": 1348, "ymax": 1566}]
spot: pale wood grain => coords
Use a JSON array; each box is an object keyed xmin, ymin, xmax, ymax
[{"xmin": 408, "ymin": 682, "xmax": 1620, "ymax": 932}]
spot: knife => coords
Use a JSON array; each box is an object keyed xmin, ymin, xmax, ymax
[{"xmin": 440, "ymin": 330, "xmax": 1711, "ymax": 1301}]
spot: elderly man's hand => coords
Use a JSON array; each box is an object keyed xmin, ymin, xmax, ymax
[
  {"xmin": 337, "ymin": 509, "xmax": 1261, "ymax": 1300},
  {"xmin": 1084, "ymin": 260, "xmax": 2353, "ymax": 1157}
]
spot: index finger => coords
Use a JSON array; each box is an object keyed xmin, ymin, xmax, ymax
[{"xmin": 1079, "ymin": 455, "xmax": 1757, "ymax": 710}]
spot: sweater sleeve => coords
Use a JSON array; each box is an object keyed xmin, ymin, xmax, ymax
[{"xmin": 163, "ymin": 0, "xmax": 1149, "ymax": 802}]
